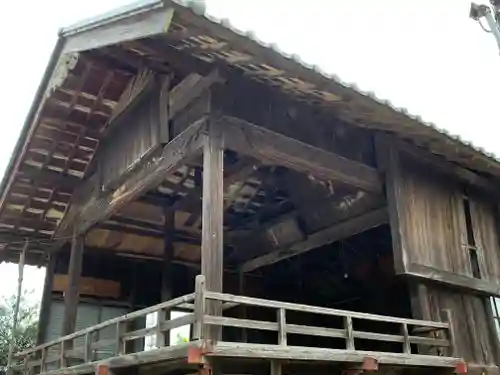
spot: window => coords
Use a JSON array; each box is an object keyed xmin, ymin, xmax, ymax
[
  {"xmin": 462, "ymin": 194, "xmax": 482, "ymax": 279},
  {"xmin": 490, "ymin": 298, "xmax": 500, "ymax": 337}
]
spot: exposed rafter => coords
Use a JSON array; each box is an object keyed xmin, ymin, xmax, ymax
[{"xmin": 213, "ymin": 116, "xmax": 382, "ymax": 193}]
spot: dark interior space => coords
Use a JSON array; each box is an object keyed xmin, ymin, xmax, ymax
[{"xmin": 223, "ymin": 225, "xmax": 414, "ymax": 352}]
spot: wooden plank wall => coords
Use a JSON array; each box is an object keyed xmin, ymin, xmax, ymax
[
  {"xmin": 98, "ymin": 73, "xmax": 167, "ymax": 191},
  {"xmin": 397, "ymin": 155, "xmax": 471, "ymax": 275},
  {"xmin": 470, "ymin": 193, "xmax": 500, "ymax": 282},
  {"xmin": 412, "ymin": 282, "xmax": 500, "ymax": 366}
]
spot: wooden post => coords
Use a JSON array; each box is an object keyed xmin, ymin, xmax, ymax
[
  {"xmin": 193, "ymin": 275, "xmax": 206, "ymax": 339},
  {"xmin": 277, "ymin": 308, "xmax": 287, "ymax": 346},
  {"xmin": 61, "ymin": 232, "xmax": 85, "ymax": 336},
  {"xmin": 238, "ymin": 270, "xmax": 247, "ymax": 342},
  {"xmin": 440, "ymin": 309, "xmax": 458, "ymax": 358},
  {"xmin": 344, "ymin": 315, "xmax": 355, "ymax": 350},
  {"xmin": 374, "ymin": 134, "xmax": 409, "ymax": 274},
  {"xmin": 37, "ymin": 253, "xmax": 57, "ymax": 345},
  {"xmin": 6, "ymin": 241, "xmax": 27, "ymax": 375},
  {"xmin": 201, "ymin": 119, "xmax": 224, "ymax": 341},
  {"xmin": 402, "ymin": 323, "xmax": 411, "ymax": 354},
  {"xmin": 158, "ymin": 208, "xmax": 175, "ymax": 347}
]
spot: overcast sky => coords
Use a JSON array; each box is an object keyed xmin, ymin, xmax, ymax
[{"xmin": 0, "ymin": 0, "xmax": 499, "ymax": 300}]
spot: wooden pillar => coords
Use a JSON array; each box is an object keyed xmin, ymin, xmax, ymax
[
  {"xmin": 201, "ymin": 120, "xmax": 224, "ymax": 341},
  {"xmin": 238, "ymin": 270, "xmax": 247, "ymax": 342},
  {"xmin": 6, "ymin": 241, "xmax": 27, "ymax": 375},
  {"xmin": 61, "ymin": 233, "xmax": 85, "ymax": 336},
  {"xmin": 374, "ymin": 134, "xmax": 408, "ymax": 274},
  {"xmin": 158, "ymin": 208, "xmax": 175, "ymax": 347},
  {"xmin": 162, "ymin": 208, "xmax": 175, "ymax": 302},
  {"xmin": 37, "ymin": 253, "xmax": 57, "ymax": 344}
]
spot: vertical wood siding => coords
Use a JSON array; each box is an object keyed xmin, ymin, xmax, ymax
[
  {"xmin": 413, "ymin": 283, "xmax": 499, "ymax": 366},
  {"xmin": 99, "ymin": 85, "xmax": 165, "ymax": 191},
  {"xmin": 398, "ymin": 155, "xmax": 471, "ymax": 275},
  {"xmin": 470, "ymin": 193, "xmax": 500, "ymax": 281}
]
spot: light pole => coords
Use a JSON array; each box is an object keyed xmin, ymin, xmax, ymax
[{"xmin": 470, "ymin": 1, "xmax": 500, "ymax": 53}]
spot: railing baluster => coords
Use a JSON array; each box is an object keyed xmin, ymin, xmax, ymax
[
  {"xmin": 344, "ymin": 315, "xmax": 355, "ymax": 350},
  {"xmin": 115, "ymin": 322, "xmax": 126, "ymax": 354},
  {"xmin": 156, "ymin": 310, "xmax": 166, "ymax": 348},
  {"xmin": 40, "ymin": 347, "xmax": 47, "ymax": 373},
  {"xmin": 84, "ymin": 332, "xmax": 92, "ymax": 362},
  {"xmin": 440, "ymin": 309, "xmax": 457, "ymax": 357},
  {"xmin": 193, "ymin": 275, "xmax": 206, "ymax": 340},
  {"xmin": 277, "ymin": 308, "xmax": 287, "ymax": 346},
  {"xmin": 402, "ymin": 323, "xmax": 411, "ymax": 354},
  {"xmin": 59, "ymin": 340, "xmax": 66, "ymax": 369}
]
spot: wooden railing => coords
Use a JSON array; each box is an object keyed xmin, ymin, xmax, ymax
[
  {"xmin": 197, "ymin": 279, "xmax": 456, "ymax": 357},
  {"xmin": 13, "ymin": 275, "xmax": 458, "ymax": 375},
  {"xmin": 12, "ymin": 293, "xmax": 196, "ymax": 375}
]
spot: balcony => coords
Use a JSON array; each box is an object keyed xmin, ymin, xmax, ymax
[{"xmin": 13, "ymin": 276, "xmax": 465, "ymax": 375}]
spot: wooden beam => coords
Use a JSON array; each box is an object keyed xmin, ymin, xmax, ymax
[
  {"xmin": 105, "ymin": 67, "xmax": 156, "ymax": 131},
  {"xmin": 201, "ymin": 121, "xmax": 224, "ymax": 341},
  {"xmin": 241, "ymin": 208, "xmax": 388, "ymax": 273},
  {"xmin": 395, "ymin": 137, "xmax": 498, "ymax": 196},
  {"xmin": 405, "ymin": 262, "xmax": 500, "ymax": 297},
  {"xmin": 213, "ymin": 116, "xmax": 381, "ymax": 192},
  {"xmin": 18, "ymin": 164, "xmax": 81, "ymax": 190},
  {"xmin": 61, "ymin": 233, "xmax": 84, "ymax": 336},
  {"xmin": 97, "ymin": 222, "xmax": 200, "ymax": 244},
  {"xmin": 374, "ymin": 134, "xmax": 408, "ymax": 274},
  {"xmin": 169, "ymin": 70, "xmax": 222, "ymax": 119},
  {"xmin": 60, "ymin": 117, "xmax": 207, "ymax": 238},
  {"xmin": 53, "ymin": 274, "xmax": 121, "ymax": 299}
]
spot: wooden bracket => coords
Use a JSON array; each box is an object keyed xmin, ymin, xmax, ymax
[
  {"xmin": 187, "ymin": 340, "xmax": 214, "ymax": 364},
  {"xmin": 455, "ymin": 361, "xmax": 468, "ymax": 374},
  {"xmin": 95, "ymin": 363, "xmax": 110, "ymax": 375}
]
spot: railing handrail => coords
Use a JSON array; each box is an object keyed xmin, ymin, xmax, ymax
[
  {"xmin": 204, "ymin": 291, "xmax": 450, "ymax": 329},
  {"xmin": 15, "ymin": 293, "xmax": 195, "ymax": 357},
  {"xmin": 13, "ymin": 275, "xmax": 456, "ymax": 375}
]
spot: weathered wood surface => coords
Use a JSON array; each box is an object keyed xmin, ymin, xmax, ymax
[
  {"xmin": 53, "ymin": 275, "xmax": 121, "ymax": 299},
  {"xmin": 375, "ymin": 134, "xmax": 408, "ymax": 274},
  {"xmin": 406, "ymin": 263, "xmax": 500, "ymax": 296},
  {"xmin": 410, "ymin": 281, "xmax": 499, "ymax": 366},
  {"xmin": 61, "ymin": 5, "xmax": 175, "ymax": 53},
  {"xmin": 208, "ymin": 342, "xmax": 460, "ymax": 368},
  {"xmin": 37, "ymin": 255, "xmax": 57, "ymax": 345},
  {"xmin": 14, "ymin": 280, "xmax": 464, "ymax": 375},
  {"xmin": 383, "ymin": 146, "xmax": 500, "ymax": 293},
  {"xmin": 469, "ymin": 193, "xmax": 500, "ymax": 283},
  {"xmin": 201, "ymin": 120, "xmax": 224, "ymax": 341},
  {"xmin": 98, "ymin": 69, "xmax": 161, "ymax": 191},
  {"xmin": 395, "ymin": 137, "xmax": 498, "ymax": 197},
  {"xmin": 213, "ymin": 116, "xmax": 381, "ymax": 192},
  {"xmin": 61, "ymin": 234, "xmax": 84, "ymax": 336},
  {"xmin": 65, "ymin": 118, "xmax": 207, "ymax": 236},
  {"xmin": 241, "ymin": 207, "xmax": 388, "ymax": 272}
]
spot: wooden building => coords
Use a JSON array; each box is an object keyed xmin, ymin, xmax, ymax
[{"xmin": 2, "ymin": 1, "xmax": 500, "ymax": 375}]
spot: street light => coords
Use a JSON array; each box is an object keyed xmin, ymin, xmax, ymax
[{"xmin": 470, "ymin": 1, "xmax": 500, "ymax": 53}]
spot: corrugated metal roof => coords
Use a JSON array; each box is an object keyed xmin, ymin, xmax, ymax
[
  {"xmin": 57, "ymin": 0, "xmax": 499, "ymax": 165},
  {"xmin": 165, "ymin": 0, "xmax": 498, "ymax": 164}
]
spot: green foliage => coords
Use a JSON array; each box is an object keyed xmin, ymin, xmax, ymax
[
  {"xmin": 174, "ymin": 332, "xmax": 188, "ymax": 345},
  {"xmin": 0, "ymin": 291, "xmax": 39, "ymax": 367}
]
